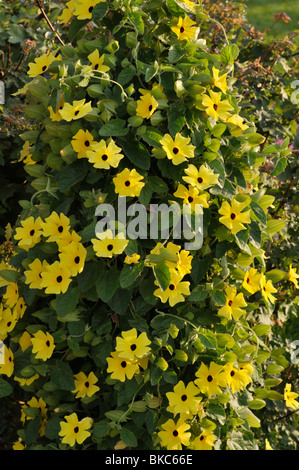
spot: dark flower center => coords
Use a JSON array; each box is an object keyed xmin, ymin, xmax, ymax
[
  {"xmin": 172, "ymin": 147, "xmax": 179, "ymax": 154},
  {"xmin": 74, "ymin": 110, "xmax": 80, "ymax": 116},
  {"xmin": 58, "ymin": 225, "xmax": 64, "ymax": 233},
  {"xmin": 197, "ymin": 177, "xmax": 203, "ymax": 184},
  {"xmin": 7, "ymin": 321, "xmax": 12, "ymax": 327},
  {"xmin": 207, "ymin": 375, "xmax": 213, "ymax": 382},
  {"xmin": 246, "ymin": 277, "xmax": 250, "ymax": 283},
  {"xmin": 230, "ymin": 213, "xmax": 236, "ymax": 220},
  {"xmin": 180, "ymin": 27, "xmax": 185, "ymax": 33},
  {"xmin": 188, "ymin": 196, "xmax": 193, "ymax": 203},
  {"xmin": 30, "ymin": 229, "xmax": 35, "ymax": 236},
  {"xmin": 56, "ymin": 276, "xmax": 63, "ymax": 283},
  {"xmin": 230, "ymin": 370, "xmax": 235, "ymax": 377},
  {"xmin": 94, "ymin": 63, "xmax": 99, "ymax": 70},
  {"xmin": 107, "ymin": 244, "xmax": 113, "ymax": 251},
  {"xmin": 173, "ymin": 430, "xmax": 179, "ymax": 437},
  {"xmin": 85, "ymin": 382, "xmax": 89, "ymax": 388},
  {"xmin": 88, "ymin": 6, "xmax": 94, "ymax": 13},
  {"xmin": 74, "ymin": 426, "xmax": 79, "ymax": 433},
  {"xmin": 125, "ymin": 180, "xmax": 131, "ymax": 187},
  {"xmin": 102, "ymin": 154, "xmax": 108, "ymax": 161},
  {"xmin": 84, "ymin": 140, "xmax": 90, "ymax": 147},
  {"xmin": 169, "ymin": 284, "xmax": 175, "ymax": 291},
  {"xmin": 121, "ymin": 361, "xmax": 127, "ymax": 368},
  {"xmin": 213, "ymin": 104, "xmax": 218, "ymax": 111},
  {"xmin": 200, "ymin": 435, "xmax": 204, "ymax": 441},
  {"xmin": 74, "ymin": 256, "xmax": 80, "ymax": 264},
  {"xmin": 228, "ymin": 300, "xmax": 233, "ymax": 306},
  {"xmin": 46, "ymin": 340, "xmax": 50, "ymax": 347},
  {"xmin": 181, "ymin": 394, "xmax": 187, "ymax": 402},
  {"xmin": 42, "ymin": 65, "xmax": 47, "ymax": 71},
  {"xmin": 130, "ymin": 344, "xmax": 137, "ymax": 351},
  {"xmin": 149, "ymin": 105, "xmax": 153, "ymax": 112}
]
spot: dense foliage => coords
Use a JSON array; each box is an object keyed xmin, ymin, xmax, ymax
[{"xmin": 0, "ymin": 0, "xmax": 298, "ymax": 450}]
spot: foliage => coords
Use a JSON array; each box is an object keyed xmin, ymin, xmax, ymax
[{"xmin": 0, "ymin": 0, "xmax": 298, "ymax": 451}]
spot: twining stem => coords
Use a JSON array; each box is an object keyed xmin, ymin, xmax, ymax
[{"xmin": 36, "ymin": 0, "xmax": 66, "ymax": 47}]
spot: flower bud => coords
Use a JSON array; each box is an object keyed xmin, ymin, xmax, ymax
[
  {"xmin": 131, "ymin": 401, "xmax": 147, "ymax": 412},
  {"xmin": 174, "ymin": 349, "xmax": 188, "ymax": 362},
  {"xmin": 167, "ymin": 323, "xmax": 179, "ymax": 339},
  {"xmin": 156, "ymin": 357, "xmax": 168, "ymax": 371}
]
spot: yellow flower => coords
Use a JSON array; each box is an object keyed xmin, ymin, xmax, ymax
[
  {"xmin": 284, "ymin": 383, "xmax": 299, "ymax": 410},
  {"xmin": 73, "ymin": 371, "xmax": 100, "ymax": 399},
  {"xmin": 190, "ymin": 429, "xmax": 217, "ymax": 450},
  {"xmin": 0, "ymin": 308, "xmax": 18, "ymax": 337},
  {"xmin": 182, "ymin": 163, "xmax": 219, "ymax": 191},
  {"xmin": 12, "ymin": 440, "xmax": 26, "ymax": 450},
  {"xmin": 194, "ymin": 362, "xmax": 227, "ymax": 397},
  {"xmin": 71, "ymin": 129, "xmax": 97, "ymax": 159},
  {"xmin": 59, "ymin": 241, "xmax": 87, "ymax": 276},
  {"xmin": 136, "ymin": 89, "xmax": 159, "ymax": 119},
  {"xmin": 87, "ymin": 139, "xmax": 124, "ymax": 169},
  {"xmin": 24, "ymin": 259, "xmax": 49, "ymax": 290},
  {"xmin": 218, "ymin": 286, "xmax": 247, "ymax": 321},
  {"xmin": 88, "ymin": 49, "xmax": 110, "ymax": 73},
  {"xmin": 227, "ymin": 114, "xmax": 249, "ymax": 136},
  {"xmin": 160, "ymin": 132, "xmax": 195, "ymax": 166},
  {"xmin": 2, "ymin": 282, "xmax": 19, "ymax": 308},
  {"xmin": 14, "ymin": 216, "xmax": 43, "ymax": 251},
  {"xmin": 27, "ymin": 53, "xmax": 57, "ymax": 77},
  {"xmin": 173, "ymin": 184, "xmax": 209, "ymax": 211},
  {"xmin": 0, "ymin": 261, "xmax": 16, "ymax": 288},
  {"xmin": 147, "ymin": 242, "xmax": 192, "ymax": 278},
  {"xmin": 222, "ymin": 362, "xmax": 253, "ymax": 394},
  {"xmin": 56, "ymin": 229, "xmax": 82, "ymax": 251},
  {"xmin": 106, "ymin": 350, "xmax": 140, "ymax": 382},
  {"xmin": 154, "ymin": 271, "xmax": 190, "ymax": 307},
  {"xmin": 260, "ymin": 274, "xmax": 277, "ymax": 304},
  {"xmin": 48, "ymin": 95, "xmax": 65, "ymax": 122},
  {"xmin": 41, "ymin": 212, "xmax": 71, "ymax": 243},
  {"xmin": 40, "ymin": 261, "xmax": 72, "ymax": 294},
  {"xmin": 218, "ymin": 198, "xmax": 251, "ymax": 235},
  {"xmin": 74, "ymin": 0, "xmax": 104, "ymax": 20},
  {"xmin": 265, "ymin": 439, "xmax": 273, "ymax": 450},
  {"xmin": 115, "ymin": 328, "xmax": 151, "ymax": 362},
  {"xmin": 212, "ymin": 66, "xmax": 228, "ymax": 93},
  {"xmin": 0, "ymin": 345, "xmax": 14, "ymax": 377},
  {"xmin": 92, "ymin": 229, "xmax": 128, "ymax": 258},
  {"xmin": 14, "ymin": 374, "xmax": 39, "ymax": 387},
  {"xmin": 171, "ymin": 16, "xmax": 197, "ymax": 41},
  {"xmin": 166, "ymin": 380, "xmax": 201, "ymax": 416},
  {"xmin": 202, "ymin": 90, "xmax": 234, "ymax": 121},
  {"xmin": 19, "ymin": 331, "xmax": 32, "ymax": 352},
  {"xmin": 158, "ymin": 418, "xmax": 191, "ymax": 450},
  {"xmin": 58, "ymin": 0, "xmax": 76, "ymax": 23},
  {"xmin": 59, "ymin": 99, "xmax": 92, "ymax": 121},
  {"xmin": 124, "ymin": 253, "xmax": 140, "ymax": 264},
  {"xmin": 18, "ymin": 141, "xmax": 35, "ymax": 165},
  {"xmin": 242, "ymin": 268, "xmax": 262, "ymax": 295},
  {"xmin": 113, "ymin": 168, "xmax": 145, "ymax": 197},
  {"xmin": 59, "ymin": 413, "xmax": 93, "ymax": 447},
  {"xmin": 288, "ymin": 265, "xmax": 299, "ymax": 288},
  {"xmin": 31, "ymin": 331, "xmax": 55, "ymax": 361}
]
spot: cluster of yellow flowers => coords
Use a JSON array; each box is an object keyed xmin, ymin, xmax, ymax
[{"xmin": 106, "ymin": 328, "xmax": 151, "ymax": 382}]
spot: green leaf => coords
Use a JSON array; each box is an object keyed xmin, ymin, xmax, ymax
[
  {"xmin": 265, "ymin": 269, "xmax": 286, "ymax": 283},
  {"xmin": 198, "ymin": 329, "xmax": 217, "ymax": 349},
  {"xmin": 129, "ymin": 12, "xmax": 144, "ymax": 34},
  {"xmin": 266, "ymin": 364, "xmax": 285, "ymax": 375},
  {"xmin": 120, "ymin": 262, "xmax": 144, "ymax": 289},
  {"xmin": 189, "ymin": 287, "xmax": 208, "ymax": 302},
  {"xmin": 0, "ymin": 378, "xmax": 13, "ymax": 398},
  {"xmin": 271, "ymin": 157, "xmax": 287, "ymax": 177},
  {"xmin": 167, "ymin": 104, "xmax": 185, "ymax": 136},
  {"xmin": 44, "ymin": 416, "xmax": 62, "ymax": 440},
  {"xmin": 250, "ymin": 200, "xmax": 267, "ymax": 227},
  {"xmin": 25, "ymin": 416, "xmax": 41, "ymax": 446},
  {"xmin": 120, "ymin": 427, "xmax": 138, "ymax": 447},
  {"xmin": 58, "ymin": 160, "xmax": 88, "ymax": 192},
  {"xmin": 0, "ymin": 269, "xmax": 18, "ymax": 283},
  {"xmin": 118, "ymin": 66, "xmax": 136, "ymax": 86},
  {"xmin": 122, "ymin": 137, "xmax": 151, "ymax": 170},
  {"xmin": 153, "ymin": 264, "xmax": 170, "ymax": 291},
  {"xmin": 252, "ymin": 324, "xmax": 271, "ymax": 336},
  {"xmin": 56, "ymin": 287, "xmax": 80, "ymax": 318},
  {"xmin": 68, "ymin": 18, "xmax": 89, "ymax": 42},
  {"xmin": 96, "ymin": 267, "xmax": 120, "ymax": 302},
  {"xmin": 92, "ymin": 2, "xmax": 108, "ymax": 20},
  {"xmin": 210, "ymin": 290, "xmax": 226, "ymax": 306},
  {"xmin": 49, "ymin": 361, "xmax": 75, "ymax": 391},
  {"xmin": 93, "ymin": 421, "xmax": 111, "ymax": 438},
  {"xmin": 99, "ymin": 119, "xmax": 129, "ymax": 137}
]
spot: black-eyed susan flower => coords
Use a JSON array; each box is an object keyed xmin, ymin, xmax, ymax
[
  {"xmin": 113, "ymin": 168, "xmax": 145, "ymax": 197},
  {"xmin": 18, "ymin": 141, "xmax": 35, "ymax": 165},
  {"xmin": 115, "ymin": 328, "xmax": 151, "ymax": 362},
  {"xmin": 182, "ymin": 163, "xmax": 219, "ymax": 191},
  {"xmin": 218, "ymin": 198, "xmax": 251, "ymax": 235},
  {"xmin": 41, "ymin": 212, "xmax": 71, "ymax": 243},
  {"xmin": 40, "ymin": 261, "xmax": 72, "ymax": 294},
  {"xmin": 19, "ymin": 331, "xmax": 32, "ymax": 352},
  {"xmin": 212, "ymin": 66, "xmax": 228, "ymax": 93},
  {"xmin": 59, "ymin": 99, "xmax": 92, "ymax": 122},
  {"xmin": 171, "ymin": 16, "xmax": 197, "ymax": 41},
  {"xmin": 124, "ymin": 253, "xmax": 140, "ymax": 264},
  {"xmin": 91, "ymin": 230, "xmax": 129, "ymax": 258},
  {"xmin": 158, "ymin": 418, "xmax": 191, "ymax": 450},
  {"xmin": 88, "ymin": 49, "xmax": 110, "ymax": 73},
  {"xmin": 136, "ymin": 89, "xmax": 159, "ymax": 119},
  {"xmin": 24, "ymin": 258, "xmax": 49, "ymax": 290},
  {"xmin": 154, "ymin": 271, "xmax": 190, "ymax": 307},
  {"xmin": 58, "ymin": 0, "xmax": 76, "ymax": 23},
  {"xmin": 72, "ymin": 371, "xmax": 100, "ymax": 399},
  {"xmin": 87, "ymin": 139, "xmax": 124, "ymax": 169},
  {"xmin": 0, "ymin": 345, "xmax": 14, "ymax": 377},
  {"xmin": 242, "ymin": 268, "xmax": 262, "ymax": 295},
  {"xmin": 56, "ymin": 229, "xmax": 82, "ymax": 251},
  {"xmin": 194, "ymin": 362, "xmax": 227, "ymax": 397},
  {"xmin": 14, "ymin": 297, "xmax": 27, "ymax": 320},
  {"xmin": 59, "ymin": 241, "xmax": 87, "ymax": 276},
  {"xmin": 48, "ymin": 95, "xmax": 65, "ymax": 122},
  {"xmin": 2, "ymin": 282, "xmax": 19, "ymax": 308},
  {"xmin": 74, "ymin": 0, "xmax": 104, "ymax": 20},
  {"xmin": 284, "ymin": 383, "xmax": 299, "ymax": 410},
  {"xmin": 59, "ymin": 413, "xmax": 93, "ymax": 447},
  {"xmin": 222, "ymin": 362, "xmax": 253, "ymax": 394},
  {"xmin": 202, "ymin": 90, "xmax": 234, "ymax": 121},
  {"xmin": 0, "ymin": 261, "xmax": 16, "ymax": 289},
  {"xmin": 166, "ymin": 380, "xmax": 201, "ymax": 416},
  {"xmin": 226, "ymin": 114, "xmax": 249, "ymax": 136},
  {"xmin": 148, "ymin": 241, "xmax": 193, "ymax": 278},
  {"xmin": 21, "ymin": 397, "xmax": 47, "ymax": 423},
  {"xmin": 190, "ymin": 429, "xmax": 217, "ymax": 450},
  {"xmin": 288, "ymin": 265, "xmax": 299, "ymax": 288},
  {"xmin": 27, "ymin": 52, "xmax": 57, "ymax": 78},
  {"xmin": 173, "ymin": 184, "xmax": 209, "ymax": 211},
  {"xmin": 71, "ymin": 129, "xmax": 97, "ymax": 159},
  {"xmin": 160, "ymin": 132, "xmax": 195, "ymax": 166},
  {"xmin": 0, "ymin": 307, "xmax": 18, "ymax": 337},
  {"xmin": 106, "ymin": 350, "xmax": 140, "ymax": 382},
  {"xmin": 260, "ymin": 274, "xmax": 277, "ymax": 304},
  {"xmin": 12, "ymin": 440, "xmax": 26, "ymax": 450},
  {"xmin": 31, "ymin": 330, "xmax": 55, "ymax": 361},
  {"xmin": 14, "ymin": 216, "xmax": 43, "ymax": 251},
  {"xmin": 14, "ymin": 373, "xmax": 39, "ymax": 387},
  {"xmin": 218, "ymin": 286, "xmax": 247, "ymax": 321}
]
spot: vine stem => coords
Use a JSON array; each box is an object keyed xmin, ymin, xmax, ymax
[
  {"xmin": 155, "ymin": 310, "xmax": 198, "ymax": 331},
  {"xmin": 36, "ymin": 0, "xmax": 66, "ymax": 47}
]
